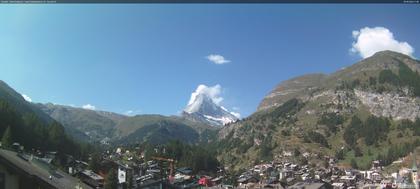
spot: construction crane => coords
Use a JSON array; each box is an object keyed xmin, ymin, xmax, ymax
[{"xmin": 151, "ymin": 156, "xmax": 176, "ymax": 183}]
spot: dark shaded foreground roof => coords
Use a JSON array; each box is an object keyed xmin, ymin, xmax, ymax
[{"xmin": 0, "ymin": 149, "xmax": 92, "ymax": 189}]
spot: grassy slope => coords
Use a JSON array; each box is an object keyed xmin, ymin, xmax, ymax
[{"xmin": 217, "ymin": 51, "xmax": 420, "ymax": 171}]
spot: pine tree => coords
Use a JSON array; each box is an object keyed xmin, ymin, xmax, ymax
[
  {"xmin": 88, "ymin": 153, "xmax": 101, "ymax": 173},
  {"xmin": 1, "ymin": 126, "xmax": 13, "ymax": 149},
  {"xmin": 48, "ymin": 121, "xmax": 66, "ymax": 150},
  {"xmin": 126, "ymin": 172, "xmax": 133, "ymax": 189},
  {"xmin": 105, "ymin": 169, "xmax": 118, "ymax": 189},
  {"xmin": 351, "ymin": 158, "xmax": 358, "ymax": 169}
]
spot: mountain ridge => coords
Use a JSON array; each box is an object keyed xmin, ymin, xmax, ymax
[
  {"xmin": 36, "ymin": 103, "xmax": 127, "ymax": 142},
  {"xmin": 37, "ymin": 102, "xmax": 217, "ymax": 145},
  {"xmin": 258, "ymin": 50, "xmax": 420, "ymax": 111},
  {"xmin": 216, "ymin": 50, "xmax": 420, "ymax": 170},
  {"xmin": 0, "ymin": 80, "xmax": 55, "ymax": 124}
]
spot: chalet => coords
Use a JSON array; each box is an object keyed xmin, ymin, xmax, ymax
[
  {"xmin": 237, "ymin": 175, "xmax": 259, "ymax": 186},
  {"xmin": 371, "ymin": 172, "xmax": 382, "ymax": 183},
  {"xmin": 0, "ymin": 149, "xmax": 91, "ymax": 189},
  {"xmin": 289, "ymin": 182, "xmax": 331, "ymax": 189},
  {"xmin": 283, "ymin": 151, "xmax": 292, "ymax": 157},
  {"xmin": 237, "ymin": 176, "xmax": 260, "ymax": 189},
  {"xmin": 176, "ymin": 167, "xmax": 193, "ymax": 175},
  {"xmin": 211, "ymin": 175, "xmax": 224, "ymax": 185},
  {"xmin": 339, "ymin": 175, "xmax": 356, "ymax": 185},
  {"xmin": 73, "ymin": 160, "xmax": 89, "ymax": 174},
  {"xmin": 371, "ymin": 160, "xmax": 381, "ymax": 169},
  {"xmin": 79, "ymin": 170, "xmax": 104, "ymax": 188},
  {"xmin": 331, "ymin": 182, "xmax": 345, "ymax": 189},
  {"xmin": 302, "ymin": 173, "xmax": 311, "ymax": 181}
]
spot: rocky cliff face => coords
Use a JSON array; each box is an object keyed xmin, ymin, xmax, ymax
[
  {"xmin": 354, "ymin": 89, "xmax": 420, "ymax": 121},
  {"xmin": 257, "ymin": 51, "xmax": 420, "ymax": 119},
  {"xmin": 306, "ymin": 88, "xmax": 420, "ymax": 121}
]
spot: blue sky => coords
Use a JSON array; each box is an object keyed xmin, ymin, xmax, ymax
[{"xmin": 1, "ymin": 4, "xmax": 420, "ymax": 117}]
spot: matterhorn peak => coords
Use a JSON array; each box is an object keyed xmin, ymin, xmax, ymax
[{"xmin": 182, "ymin": 84, "xmax": 239, "ymax": 126}]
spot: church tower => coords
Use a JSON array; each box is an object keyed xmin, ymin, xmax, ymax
[{"xmin": 412, "ymin": 152, "xmax": 418, "ymax": 189}]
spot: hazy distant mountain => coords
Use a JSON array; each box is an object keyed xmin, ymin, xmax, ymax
[
  {"xmin": 0, "ymin": 80, "xmax": 54, "ymax": 124},
  {"xmin": 117, "ymin": 118, "xmax": 200, "ymax": 145},
  {"xmin": 0, "ymin": 81, "xmax": 94, "ymax": 142},
  {"xmin": 37, "ymin": 103, "xmax": 126, "ymax": 142},
  {"xmin": 182, "ymin": 93, "xmax": 238, "ymax": 126},
  {"xmin": 38, "ymin": 104, "xmax": 217, "ymax": 144},
  {"xmin": 0, "ymin": 80, "xmax": 82, "ymax": 157},
  {"xmin": 0, "ymin": 78, "xmax": 223, "ymax": 145},
  {"xmin": 115, "ymin": 114, "xmax": 216, "ymax": 144},
  {"xmin": 217, "ymin": 51, "xmax": 420, "ymax": 170}
]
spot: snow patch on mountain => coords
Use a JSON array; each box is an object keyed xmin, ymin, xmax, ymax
[
  {"xmin": 203, "ymin": 115, "xmax": 236, "ymax": 126},
  {"xmin": 183, "ymin": 84, "xmax": 239, "ymax": 126}
]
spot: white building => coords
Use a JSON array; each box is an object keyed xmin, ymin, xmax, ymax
[{"xmin": 118, "ymin": 166, "xmax": 126, "ymax": 184}]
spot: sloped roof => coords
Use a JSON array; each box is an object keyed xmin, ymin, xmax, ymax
[{"xmin": 0, "ymin": 149, "xmax": 92, "ymax": 189}]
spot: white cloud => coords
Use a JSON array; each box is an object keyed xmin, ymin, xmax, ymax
[
  {"xmin": 230, "ymin": 111, "xmax": 241, "ymax": 118},
  {"xmin": 21, "ymin": 94, "xmax": 32, "ymax": 102},
  {"xmin": 350, "ymin": 27, "xmax": 414, "ymax": 58},
  {"xmin": 82, "ymin": 104, "xmax": 96, "ymax": 110},
  {"xmin": 123, "ymin": 109, "xmax": 142, "ymax": 116},
  {"xmin": 230, "ymin": 107, "xmax": 241, "ymax": 118},
  {"xmin": 206, "ymin": 54, "xmax": 230, "ymax": 64},
  {"xmin": 188, "ymin": 84, "xmax": 223, "ymax": 106}
]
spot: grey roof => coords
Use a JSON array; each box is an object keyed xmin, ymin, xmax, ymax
[
  {"xmin": 0, "ymin": 149, "xmax": 92, "ymax": 189},
  {"xmin": 81, "ymin": 170, "xmax": 104, "ymax": 181},
  {"xmin": 289, "ymin": 182, "xmax": 326, "ymax": 189}
]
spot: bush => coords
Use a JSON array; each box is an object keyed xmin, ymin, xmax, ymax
[
  {"xmin": 378, "ymin": 70, "xmax": 400, "ymax": 85},
  {"xmin": 363, "ymin": 116, "xmax": 390, "ymax": 145},
  {"xmin": 306, "ymin": 131, "xmax": 329, "ymax": 148},
  {"xmin": 350, "ymin": 158, "xmax": 358, "ymax": 169},
  {"xmin": 377, "ymin": 63, "xmax": 420, "ymax": 97},
  {"xmin": 318, "ymin": 113, "xmax": 344, "ymax": 133},
  {"xmin": 344, "ymin": 115, "xmax": 390, "ymax": 147},
  {"xmin": 335, "ymin": 149, "xmax": 345, "ymax": 160},
  {"xmin": 343, "ymin": 116, "xmax": 362, "ymax": 147},
  {"xmin": 259, "ymin": 138, "xmax": 273, "ymax": 161},
  {"xmin": 400, "ymin": 118, "xmax": 420, "ymax": 136},
  {"xmin": 281, "ymin": 129, "xmax": 291, "ymax": 136}
]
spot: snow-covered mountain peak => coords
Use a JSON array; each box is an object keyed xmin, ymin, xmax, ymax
[
  {"xmin": 184, "ymin": 93, "xmax": 214, "ymax": 114},
  {"xmin": 182, "ymin": 85, "xmax": 239, "ymax": 126}
]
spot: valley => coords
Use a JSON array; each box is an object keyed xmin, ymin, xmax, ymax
[{"xmin": 1, "ymin": 51, "xmax": 420, "ymax": 189}]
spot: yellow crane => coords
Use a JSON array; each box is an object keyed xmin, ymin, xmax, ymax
[{"xmin": 151, "ymin": 156, "xmax": 176, "ymax": 183}]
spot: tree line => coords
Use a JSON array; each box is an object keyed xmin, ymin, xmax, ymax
[
  {"xmin": 378, "ymin": 62, "xmax": 420, "ymax": 96},
  {"xmin": 343, "ymin": 115, "xmax": 390, "ymax": 148},
  {"xmin": 0, "ymin": 99, "xmax": 94, "ymax": 166},
  {"xmin": 143, "ymin": 140, "xmax": 220, "ymax": 174}
]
